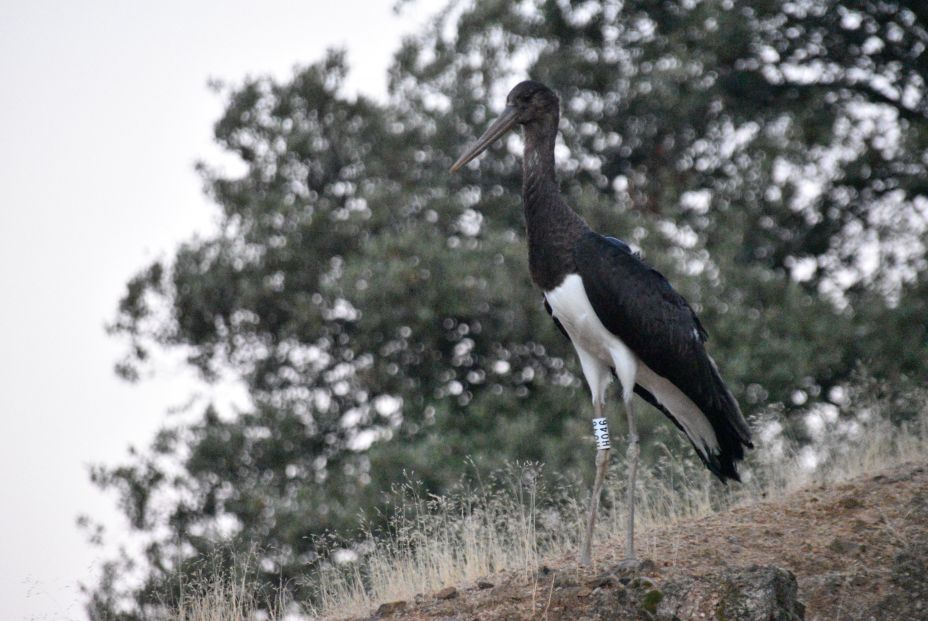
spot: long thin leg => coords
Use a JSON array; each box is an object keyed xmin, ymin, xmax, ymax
[
  {"xmin": 623, "ymin": 397, "xmax": 640, "ymax": 563},
  {"xmin": 580, "ymin": 401, "xmax": 610, "ymax": 566}
]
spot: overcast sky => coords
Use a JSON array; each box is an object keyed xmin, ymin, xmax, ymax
[{"xmin": 0, "ymin": 1, "xmax": 443, "ymax": 618}]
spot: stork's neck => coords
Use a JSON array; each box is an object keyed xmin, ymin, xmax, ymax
[
  {"xmin": 520, "ymin": 117, "xmax": 590, "ymax": 290},
  {"xmin": 521, "ymin": 118, "xmax": 558, "ymax": 203}
]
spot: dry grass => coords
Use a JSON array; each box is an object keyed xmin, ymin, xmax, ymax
[
  {"xmin": 171, "ymin": 559, "xmax": 286, "ymax": 621},
  {"xmin": 166, "ymin": 399, "xmax": 928, "ymax": 620},
  {"xmin": 307, "ymin": 405, "xmax": 928, "ymax": 619}
]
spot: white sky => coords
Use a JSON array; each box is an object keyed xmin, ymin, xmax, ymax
[{"xmin": 0, "ymin": 1, "xmax": 443, "ymax": 618}]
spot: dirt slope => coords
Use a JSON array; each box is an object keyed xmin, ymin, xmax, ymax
[{"xmin": 365, "ymin": 460, "xmax": 928, "ymax": 620}]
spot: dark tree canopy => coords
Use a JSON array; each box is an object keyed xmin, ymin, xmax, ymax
[{"xmin": 90, "ymin": 1, "xmax": 928, "ymax": 617}]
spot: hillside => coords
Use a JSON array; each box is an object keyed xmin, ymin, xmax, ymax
[{"xmin": 362, "ymin": 460, "xmax": 928, "ymax": 620}]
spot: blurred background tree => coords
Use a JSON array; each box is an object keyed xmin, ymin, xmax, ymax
[{"xmin": 89, "ymin": 0, "xmax": 927, "ymax": 617}]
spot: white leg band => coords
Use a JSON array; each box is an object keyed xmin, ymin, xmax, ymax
[{"xmin": 592, "ymin": 417, "xmax": 610, "ymax": 450}]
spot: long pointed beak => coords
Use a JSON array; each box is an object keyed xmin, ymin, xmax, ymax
[{"xmin": 450, "ymin": 106, "xmax": 520, "ymax": 173}]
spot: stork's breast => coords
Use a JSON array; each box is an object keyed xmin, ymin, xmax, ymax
[{"xmin": 545, "ymin": 274, "xmax": 619, "ymax": 364}]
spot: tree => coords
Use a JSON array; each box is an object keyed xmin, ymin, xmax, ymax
[{"xmin": 90, "ymin": 1, "xmax": 928, "ymax": 616}]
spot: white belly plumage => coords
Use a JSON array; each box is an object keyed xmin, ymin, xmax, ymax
[
  {"xmin": 544, "ymin": 273, "xmax": 718, "ymax": 457},
  {"xmin": 545, "ymin": 274, "xmax": 638, "ymax": 401}
]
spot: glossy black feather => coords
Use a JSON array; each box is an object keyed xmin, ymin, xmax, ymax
[
  {"xmin": 602, "ymin": 236, "xmax": 634, "ymax": 255},
  {"xmin": 598, "ymin": 236, "xmax": 708, "ymax": 342},
  {"xmin": 573, "ymin": 232, "xmax": 752, "ymax": 481},
  {"xmin": 543, "ymin": 298, "xmax": 569, "ymax": 340}
]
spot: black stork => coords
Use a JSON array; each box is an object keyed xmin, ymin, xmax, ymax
[{"xmin": 450, "ymin": 81, "xmax": 753, "ymax": 568}]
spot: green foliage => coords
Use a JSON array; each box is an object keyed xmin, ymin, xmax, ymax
[
  {"xmin": 640, "ymin": 588, "xmax": 664, "ymax": 615},
  {"xmin": 89, "ymin": 1, "xmax": 928, "ymax": 617}
]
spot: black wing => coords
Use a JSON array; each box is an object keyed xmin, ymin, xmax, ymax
[
  {"xmin": 574, "ymin": 232, "xmax": 752, "ymax": 481},
  {"xmin": 544, "ymin": 298, "xmax": 569, "ymax": 339}
]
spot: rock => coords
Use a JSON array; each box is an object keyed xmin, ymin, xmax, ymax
[
  {"xmin": 435, "ymin": 586, "xmax": 458, "ymax": 600},
  {"xmin": 656, "ymin": 565, "xmax": 804, "ymax": 621},
  {"xmin": 477, "ymin": 580, "xmax": 494, "ymax": 589},
  {"xmin": 630, "ymin": 577, "xmax": 655, "ymax": 590},
  {"xmin": 375, "ymin": 600, "xmax": 407, "ymax": 617},
  {"xmin": 869, "ymin": 539, "xmax": 928, "ymax": 620},
  {"xmin": 585, "ymin": 574, "xmax": 615, "ymax": 589},
  {"xmin": 802, "ymin": 571, "xmax": 843, "ymax": 593},
  {"xmin": 850, "ymin": 572, "xmax": 868, "ymax": 588},
  {"xmin": 839, "ymin": 496, "xmax": 863, "ymax": 510},
  {"xmin": 851, "ymin": 517, "xmax": 878, "ymax": 533},
  {"xmin": 639, "ymin": 558, "xmax": 658, "ymax": 573},
  {"xmin": 605, "ymin": 558, "xmax": 657, "ymax": 578},
  {"xmin": 553, "ymin": 573, "xmax": 578, "ymax": 588},
  {"xmin": 895, "ymin": 541, "xmax": 928, "ymax": 598},
  {"xmin": 908, "ymin": 492, "xmax": 928, "ymax": 516},
  {"xmin": 828, "ymin": 537, "xmax": 865, "ymax": 555}
]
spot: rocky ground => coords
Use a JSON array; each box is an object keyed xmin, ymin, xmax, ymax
[{"xmin": 358, "ymin": 460, "xmax": 928, "ymax": 620}]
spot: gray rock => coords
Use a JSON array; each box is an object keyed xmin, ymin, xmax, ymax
[
  {"xmin": 434, "ymin": 586, "xmax": 458, "ymax": 600},
  {"xmin": 869, "ymin": 539, "xmax": 928, "ymax": 620},
  {"xmin": 892, "ymin": 541, "xmax": 928, "ymax": 598},
  {"xmin": 374, "ymin": 600, "xmax": 407, "ymax": 617},
  {"xmin": 656, "ymin": 565, "xmax": 804, "ymax": 621},
  {"xmin": 828, "ymin": 537, "xmax": 865, "ymax": 555}
]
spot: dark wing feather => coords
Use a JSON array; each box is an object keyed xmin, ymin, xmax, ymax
[
  {"xmin": 544, "ymin": 298, "xmax": 570, "ymax": 340},
  {"xmin": 574, "ymin": 232, "xmax": 752, "ymax": 481},
  {"xmin": 602, "ymin": 236, "xmax": 635, "ymax": 256},
  {"xmin": 601, "ymin": 236, "xmax": 708, "ymax": 342}
]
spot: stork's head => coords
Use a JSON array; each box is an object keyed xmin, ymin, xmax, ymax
[{"xmin": 450, "ymin": 80, "xmax": 559, "ymax": 172}]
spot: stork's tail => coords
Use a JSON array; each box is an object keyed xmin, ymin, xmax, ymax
[{"xmin": 634, "ymin": 378, "xmax": 752, "ymax": 483}]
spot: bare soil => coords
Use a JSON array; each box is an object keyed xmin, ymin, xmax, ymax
[{"xmin": 362, "ymin": 460, "xmax": 928, "ymax": 620}]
